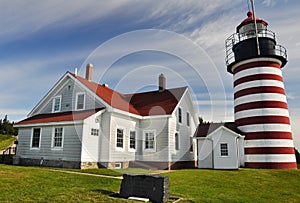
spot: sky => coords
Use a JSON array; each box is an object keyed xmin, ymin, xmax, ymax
[{"xmin": 1, "ymin": 0, "xmax": 300, "ymax": 148}]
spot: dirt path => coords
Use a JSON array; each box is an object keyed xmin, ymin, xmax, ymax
[{"xmin": 47, "ymin": 169, "xmax": 123, "ymax": 179}]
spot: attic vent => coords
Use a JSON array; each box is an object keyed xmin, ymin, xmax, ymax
[{"xmin": 102, "ymin": 84, "xmax": 109, "ymax": 88}]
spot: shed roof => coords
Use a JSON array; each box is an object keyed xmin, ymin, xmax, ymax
[{"xmin": 194, "ymin": 122, "xmax": 244, "ymax": 138}]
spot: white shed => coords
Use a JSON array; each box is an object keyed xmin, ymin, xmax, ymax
[{"xmin": 194, "ymin": 123, "xmax": 245, "ymax": 169}]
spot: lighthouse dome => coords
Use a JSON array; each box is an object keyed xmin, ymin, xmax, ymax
[{"xmin": 237, "ymin": 11, "xmax": 268, "ymax": 34}]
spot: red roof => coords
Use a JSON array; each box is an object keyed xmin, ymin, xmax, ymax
[
  {"xmin": 70, "ymin": 72, "xmax": 187, "ymax": 116},
  {"xmin": 194, "ymin": 122, "xmax": 243, "ymax": 138},
  {"xmin": 17, "ymin": 72, "xmax": 187, "ymax": 125},
  {"xmin": 237, "ymin": 11, "xmax": 268, "ymax": 32},
  {"xmin": 16, "ymin": 108, "xmax": 104, "ymax": 125}
]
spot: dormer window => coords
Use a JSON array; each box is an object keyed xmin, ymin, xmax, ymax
[
  {"xmin": 52, "ymin": 96, "xmax": 61, "ymax": 112},
  {"xmin": 76, "ymin": 93, "xmax": 85, "ymax": 110}
]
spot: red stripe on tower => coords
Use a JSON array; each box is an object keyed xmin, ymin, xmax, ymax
[{"xmin": 225, "ymin": 10, "xmax": 297, "ymax": 169}]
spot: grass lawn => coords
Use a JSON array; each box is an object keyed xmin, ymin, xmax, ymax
[
  {"xmin": 0, "ymin": 164, "xmax": 299, "ymax": 202},
  {"xmin": 0, "ymin": 134, "xmax": 17, "ymax": 150}
]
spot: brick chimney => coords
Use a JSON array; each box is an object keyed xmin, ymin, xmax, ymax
[
  {"xmin": 85, "ymin": 63, "xmax": 93, "ymax": 81},
  {"xmin": 159, "ymin": 73, "xmax": 166, "ymax": 92}
]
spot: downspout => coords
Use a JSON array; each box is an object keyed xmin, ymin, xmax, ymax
[
  {"xmin": 210, "ymin": 138, "xmax": 214, "ymax": 169},
  {"xmin": 168, "ymin": 117, "xmax": 171, "ymax": 171},
  {"xmin": 235, "ymin": 136, "xmax": 240, "ymax": 169},
  {"xmin": 96, "ymin": 109, "xmax": 106, "ymax": 166}
]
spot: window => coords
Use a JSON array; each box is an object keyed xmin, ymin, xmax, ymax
[
  {"xmin": 144, "ymin": 131, "xmax": 155, "ymax": 151},
  {"xmin": 76, "ymin": 93, "xmax": 85, "ymax": 110},
  {"xmin": 220, "ymin": 143, "xmax": 228, "ymax": 156},
  {"xmin": 186, "ymin": 112, "xmax": 190, "ymax": 127},
  {"xmin": 129, "ymin": 131, "xmax": 136, "ymax": 150},
  {"xmin": 91, "ymin": 128, "xmax": 99, "ymax": 136},
  {"xmin": 178, "ymin": 107, "xmax": 182, "ymax": 123},
  {"xmin": 31, "ymin": 128, "xmax": 41, "ymax": 148},
  {"xmin": 116, "ymin": 128, "xmax": 124, "ymax": 149},
  {"xmin": 53, "ymin": 127, "xmax": 63, "ymax": 148},
  {"xmin": 52, "ymin": 96, "xmax": 61, "ymax": 112},
  {"xmin": 175, "ymin": 132, "xmax": 179, "ymax": 150}
]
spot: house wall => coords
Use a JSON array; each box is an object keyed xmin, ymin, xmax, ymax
[
  {"xmin": 98, "ymin": 111, "xmax": 111, "ymax": 165},
  {"xmin": 36, "ymin": 78, "xmax": 104, "ymax": 115},
  {"xmin": 171, "ymin": 91, "xmax": 198, "ymax": 164},
  {"xmin": 108, "ymin": 112, "xmax": 139, "ymax": 168},
  {"xmin": 15, "ymin": 124, "xmax": 83, "ymax": 168},
  {"xmin": 211, "ymin": 129, "xmax": 239, "ymax": 169},
  {"xmin": 137, "ymin": 117, "xmax": 169, "ymax": 162},
  {"xmin": 197, "ymin": 128, "xmax": 242, "ymax": 169},
  {"xmin": 81, "ymin": 113, "xmax": 101, "ymax": 166}
]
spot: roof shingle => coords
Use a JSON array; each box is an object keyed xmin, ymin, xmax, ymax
[{"xmin": 194, "ymin": 122, "xmax": 243, "ymax": 138}]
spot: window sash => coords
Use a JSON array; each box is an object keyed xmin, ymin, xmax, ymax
[
  {"xmin": 76, "ymin": 94, "xmax": 85, "ymax": 110},
  {"xmin": 178, "ymin": 108, "xmax": 182, "ymax": 123},
  {"xmin": 54, "ymin": 128, "xmax": 63, "ymax": 147},
  {"xmin": 129, "ymin": 131, "xmax": 136, "ymax": 149},
  {"xmin": 91, "ymin": 128, "xmax": 99, "ymax": 136},
  {"xmin": 32, "ymin": 128, "xmax": 41, "ymax": 148},
  {"xmin": 116, "ymin": 129, "xmax": 124, "ymax": 148},
  {"xmin": 53, "ymin": 96, "xmax": 61, "ymax": 112},
  {"xmin": 145, "ymin": 132, "xmax": 155, "ymax": 150},
  {"xmin": 186, "ymin": 112, "xmax": 190, "ymax": 126},
  {"xmin": 220, "ymin": 143, "xmax": 229, "ymax": 156}
]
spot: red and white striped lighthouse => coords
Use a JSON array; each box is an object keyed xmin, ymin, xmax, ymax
[{"xmin": 225, "ymin": 10, "xmax": 297, "ymax": 169}]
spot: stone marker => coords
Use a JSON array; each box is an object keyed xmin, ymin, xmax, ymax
[{"xmin": 119, "ymin": 174, "xmax": 169, "ymax": 203}]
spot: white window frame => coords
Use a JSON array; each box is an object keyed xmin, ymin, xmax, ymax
[
  {"xmin": 186, "ymin": 111, "xmax": 190, "ymax": 127},
  {"xmin": 51, "ymin": 127, "xmax": 64, "ymax": 150},
  {"xmin": 52, "ymin": 95, "xmax": 62, "ymax": 113},
  {"xmin": 178, "ymin": 107, "xmax": 182, "ymax": 124},
  {"xmin": 143, "ymin": 130, "xmax": 156, "ymax": 152},
  {"xmin": 128, "ymin": 130, "xmax": 136, "ymax": 152},
  {"xmin": 220, "ymin": 143, "xmax": 229, "ymax": 157},
  {"xmin": 30, "ymin": 128, "xmax": 41, "ymax": 150},
  {"xmin": 75, "ymin": 92, "xmax": 85, "ymax": 111},
  {"xmin": 116, "ymin": 127, "xmax": 125, "ymax": 151},
  {"xmin": 175, "ymin": 132, "xmax": 180, "ymax": 151}
]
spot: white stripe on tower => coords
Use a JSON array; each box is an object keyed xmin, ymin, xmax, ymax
[{"xmin": 232, "ymin": 59, "xmax": 296, "ymax": 169}]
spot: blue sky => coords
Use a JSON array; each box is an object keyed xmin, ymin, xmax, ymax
[{"xmin": 1, "ymin": 0, "xmax": 300, "ymax": 148}]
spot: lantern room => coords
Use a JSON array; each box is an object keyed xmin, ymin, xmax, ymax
[
  {"xmin": 237, "ymin": 11, "xmax": 268, "ymax": 35},
  {"xmin": 225, "ymin": 11, "xmax": 287, "ymax": 73}
]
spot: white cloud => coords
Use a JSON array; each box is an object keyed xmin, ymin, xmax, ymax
[
  {"xmin": 0, "ymin": 0, "xmax": 134, "ymax": 43},
  {"xmin": 262, "ymin": 0, "xmax": 279, "ymax": 7}
]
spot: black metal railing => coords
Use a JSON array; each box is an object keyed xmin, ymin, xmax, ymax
[
  {"xmin": 1, "ymin": 147, "xmax": 16, "ymax": 164},
  {"xmin": 225, "ymin": 29, "xmax": 287, "ymax": 66}
]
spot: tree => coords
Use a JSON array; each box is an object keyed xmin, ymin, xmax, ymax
[
  {"xmin": 0, "ymin": 115, "xmax": 18, "ymax": 135},
  {"xmin": 198, "ymin": 116, "xmax": 210, "ymax": 124}
]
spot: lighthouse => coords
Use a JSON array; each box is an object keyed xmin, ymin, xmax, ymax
[{"xmin": 225, "ymin": 10, "xmax": 297, "ymax": 169}]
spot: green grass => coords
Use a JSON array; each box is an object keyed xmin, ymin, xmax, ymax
[
  {"xmin": 0, "ymin": 165, "xmax": 129, "ymax": 202},
  {"xmin": 0, "ymin": 134, "xmax": 16, "ymax": 150},
  {"xmin": 0, "ymin": 165, "xmax": 299, "ymax": 202},
  {"xmin": 165, "ymin": 169, "xmax": 300, "ymax": 202}
]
